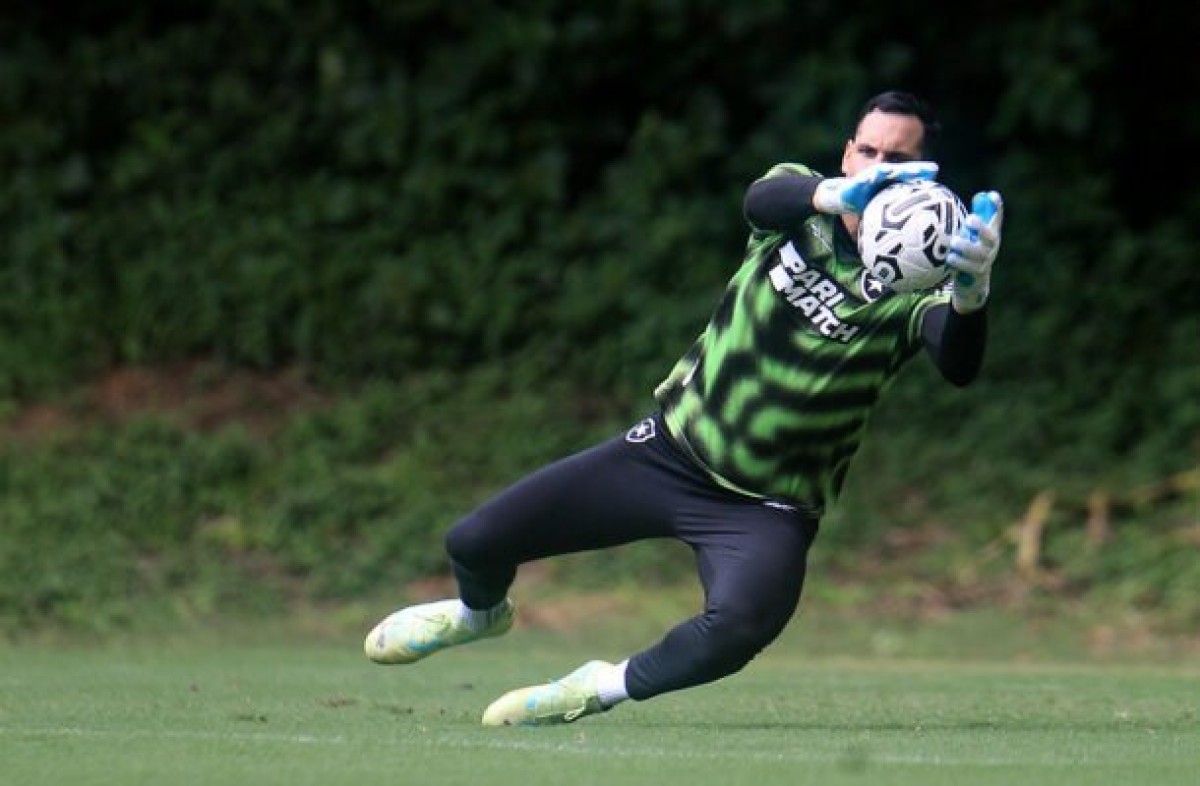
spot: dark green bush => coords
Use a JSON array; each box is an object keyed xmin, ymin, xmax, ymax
[{"xmin": 0, "ymin": 2, "xmax": 1195, "ymax": 634}]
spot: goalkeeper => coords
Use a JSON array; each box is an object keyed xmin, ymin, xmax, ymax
[{"xmin": 364, "ymin": 90, "xmax": 1004, "ymax": 726}]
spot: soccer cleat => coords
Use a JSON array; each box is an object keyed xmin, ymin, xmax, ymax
[
  {"xmin": 481, "ymin": 660, "xmax": 613, "ymax": 726},
  {"xmin": 364, "ymin": 598, "xmax": 515, "ymax": 664}
]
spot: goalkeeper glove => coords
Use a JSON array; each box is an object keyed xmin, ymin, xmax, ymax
[
  {"xmin": 947, "ymin": 190, "xmax": 1004, "ymax": 313},
  {"xmin": 812, "ymin": 160, "xmax": 939, "ymax": 214}
]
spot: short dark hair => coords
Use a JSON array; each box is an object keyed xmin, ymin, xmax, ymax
[{"xmin": 854, "ymin": 90, "xmax": 942, "ymax": 157}]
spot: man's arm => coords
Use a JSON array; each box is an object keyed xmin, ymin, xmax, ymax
[
  {"xmin": 925, "ymin": 189, "xmax": 1004, "ymax": 386},
  {"xmin": 743, "ymin": 162, "xmax": 939, "ymax": 232},
  {"xmin": 743, "ymin": 174, "xmax": 821, "ymax": 232},
  {"xmin": 921, "ymin": 303, "xmax": 987, "ymax": 387}
]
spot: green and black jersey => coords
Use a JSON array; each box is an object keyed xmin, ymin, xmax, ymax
[{"xmin": 654, "ymin": 163, "xmax": 949, "ymax": 514}]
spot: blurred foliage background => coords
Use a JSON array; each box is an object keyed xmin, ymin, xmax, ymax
[{"xmin": 1, "ymin": 1, "xmax": 1198, "ymax": 637}]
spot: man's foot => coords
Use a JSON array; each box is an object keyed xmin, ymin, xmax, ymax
[
  {"xmin": 481, "ymin": 660, "xmax": 613, "ymax": 726},
  {"xmin": 364, "ymin": 598, "xmax": 515, "ymax": 664}
]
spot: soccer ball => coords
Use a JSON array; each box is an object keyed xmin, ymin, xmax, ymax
[{"xmin": 858, "ymin": 180, "xmax": 967, "ymax": 293}]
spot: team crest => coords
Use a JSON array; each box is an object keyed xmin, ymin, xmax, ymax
[{"xmin": 858, "ymin": 268, "xmax": 889, "ymax": 303}]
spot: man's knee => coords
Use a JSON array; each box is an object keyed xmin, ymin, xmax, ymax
[
  {"xmin": 697, "ymin": 605, "xmax": 790, "ymax": 674},
  {"xmin": 444, "ymin": 512, "xmax": 491, "ymax": 565}
]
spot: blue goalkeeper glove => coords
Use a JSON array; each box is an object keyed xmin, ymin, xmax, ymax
[
  {"xmin": 947, "ymin": 190, "xmax": 1004, "ymax": 313},
  {"xmin": 812, "ymin": 161, "xmax": 939, "ymax": 214}
]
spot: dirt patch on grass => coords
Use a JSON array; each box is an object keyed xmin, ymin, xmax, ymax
[{"xmin": 3, "ymin": 361, "xmax": 330, "ymax": 441}]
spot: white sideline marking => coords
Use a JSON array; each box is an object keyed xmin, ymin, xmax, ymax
[
  {"xmin": 2, "ymin": 726, "xmax": 344, "ymax": 745},
  {"xmin": 425, "ymin": 736, "xmax": 1177, "ymax": 768},
  {"xmin": 3, "ymin": 726, "xmax": 1188, "ymax": 768}
]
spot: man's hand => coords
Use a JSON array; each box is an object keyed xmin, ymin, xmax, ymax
[
  {"xmin": 812, "ymin": 161, "xmax": 939, "ymax": 214},
  {"xmin": 948, "ymin": 190, "xmax": 1004, "ymax": 313}
]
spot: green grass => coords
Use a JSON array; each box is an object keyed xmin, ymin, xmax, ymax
[{"xmin": 2, "ymin": 615, "xmax": 1198, "ymax": 786}]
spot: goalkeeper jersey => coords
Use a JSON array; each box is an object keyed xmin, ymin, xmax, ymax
[{"xmin": 654, "ymin": 162, "xmax": 948, "ymax": 514}]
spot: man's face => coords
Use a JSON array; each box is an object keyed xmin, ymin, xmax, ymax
[{"xmin": 840, "ymin": 109, "xmax": 926, "ymax": 177}]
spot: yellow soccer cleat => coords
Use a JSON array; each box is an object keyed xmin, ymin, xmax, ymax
[
  {"xmin": 364, "ymin": 598, "xmax": 515, "ymax": 664},
  {"xmin": 482, "ymin": 660, "xmax": 613, "ymax": 726}
]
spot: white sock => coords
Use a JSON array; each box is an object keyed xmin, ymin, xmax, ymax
[
  {"xmin": 457, "ymin": 598, "xmax": 508, "ymax": 631},
  {"xmin": 594, "ymin": 660, "xmax": 631, "ymax": 708}
]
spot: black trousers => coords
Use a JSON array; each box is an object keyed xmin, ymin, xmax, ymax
[{"xmin": 444, "ymin": 412, "xmax": 819, "ymax": 701}]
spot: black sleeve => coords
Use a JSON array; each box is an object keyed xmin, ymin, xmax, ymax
[
  {"xmin": 921, "ymin": 303, "xmax": 987, "ymax": 387},
  {"xmin": 743, "ymin": 174, "xmax": 822, "ymax": 232}
]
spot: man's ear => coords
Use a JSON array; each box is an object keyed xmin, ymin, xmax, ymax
[{"xmin": 839, "ymin": 139, "xmax": 854, "ymax": 175}]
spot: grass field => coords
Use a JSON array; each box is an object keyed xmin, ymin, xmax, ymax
[{"xmin": 3, "ymin": 609, "xmax": 1198, "ymax": 786}]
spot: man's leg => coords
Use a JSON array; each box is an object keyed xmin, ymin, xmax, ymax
[
  {"xmin": 480, "ymin": 490, "xmax": 818, "ymax": 725},
  {"xmin": 365, "ymin": 420, "xmax": 680, "ymax": 664},
  {"xmin": 625, "ymin": 503, "xmax": 817, "ymax": 700}
]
